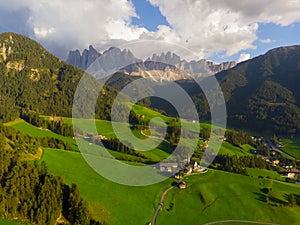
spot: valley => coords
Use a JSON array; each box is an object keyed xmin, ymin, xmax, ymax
[
  {"xmin": 0, "ymin": 32, "xmax": 300, "ymax": 225},
  {"xmin": 2, "ymin": 104, "xmax": 300, "ymax": 225}
]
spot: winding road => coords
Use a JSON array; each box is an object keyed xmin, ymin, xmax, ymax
[
  {"xmin": 152, "ymin": 186, "xmax": 175, "ymax": 225},
  {"xmin": 204, "ymin": 220, "xmax": 279, "ymax": 225}
]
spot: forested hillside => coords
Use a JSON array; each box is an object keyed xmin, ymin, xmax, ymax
[
  {"xmin": 0, "ymin": 32, "xmax": 118, "ymax": 122},
  {"xmin": 216, "ymin": 46, "xmax": 300, "ymax": 134},
  {"xmin": 0, "ymin": 125, "xmax": 103, "ymax": 225}
]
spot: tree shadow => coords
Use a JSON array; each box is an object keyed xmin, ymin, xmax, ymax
[{"xmin": 253, "ymin": 192, "xmax": 267, "ymax": 203}]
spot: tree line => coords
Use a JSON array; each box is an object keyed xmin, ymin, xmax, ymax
[
  {"xmin": 211, "ymin": 154, "xmax": 272, "ymax": 175},
  {"xmin": 0, "ymin": 123, "xmax": 72, "ymax": 152},
  {"xmin": 21, "ymin": 112, "xmax": 74, "ymax": 137},
  {"xmin": 0, "ymin": 131, "xmax": 104, "ymax": 225}
]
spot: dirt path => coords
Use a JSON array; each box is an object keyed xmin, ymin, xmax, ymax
[{"xmin": 151, "ymin": 186, "xmax": 175, "ymax": 225}]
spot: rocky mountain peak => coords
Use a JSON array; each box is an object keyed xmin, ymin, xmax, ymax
[
  {"xmin": 66, "ymin": 45, "xmax": 101, "ymax": 70},
  {"xmin": 66, "ymin": 46, "xmax": 237, "ymax": 81}
]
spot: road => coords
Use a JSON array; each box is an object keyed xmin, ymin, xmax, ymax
[
  {"xmin": 265, "ymin": 140, "xmax": 300, "ymax": 162},
  {"xmin": 204, "ymin": 220, "xmax": 278, "ymax": 225},
  {"xmin": 151, "ymin": 186, "xmax": 175, "ymax": 225}
]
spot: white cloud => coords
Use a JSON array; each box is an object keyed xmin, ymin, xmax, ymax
[
  {"xmin": 0, "ymin": 0, "xmax": 145, "ymax": 58},
  {"xmin": 147, "ymin": 0, "xmax": 300, "ymax": 59},
  {"xmin": 0, "ymin": 0, "xmax": 300, "ymax": 60},
  {"xmin": 260, "ymin": 38, "xmax": 273, "ymax": 44},
  {"xmin": 238, "ymin": 53, "xmax": 251, "ymax": 63}
]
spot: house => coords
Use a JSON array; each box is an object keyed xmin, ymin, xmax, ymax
[
  {"xmin": 159, "ymin": 163, "xmax": 178, "ymax": 173},
  {"xmin": 189, "ymin": 160, "xmax": 198, "ymax": 170},
  {"xmin": 138, "ymin": 114, "xmax": 145, "ymax": 119},
  {"xmin": 178, "ymin": 181, "xmax": 186, "ymax": 189},
  {"xmin": 174, "ymin": 172, "xmax": 184, "ymax": 180},
  {"xmin": 195, "ymin": 167, "xmax": 208, "ymax": 173},
  {"xmin": 283, "ymin": 165, "xmax": 294, "ymax": 169},
  {"xmin": 288, "ymin": 173, "xmax": 297, "ymax": 178},
  {"xmin": 272, "ymin": 160, "xmax": 280, "ymax": 166},
  {"xmin": 184, "ymin": 167, "xmax": 193, "ymax": 175},
  {"xmin": 98, "ymin": 134, "xmax": 108, "ymax": 140},
  {"xmin": 218, "ymin": 137, "xmax": 227, "ymax": 142},
  {"xmin": 49, "ymin": 116, "xmax": 63, "ymax": 122}
]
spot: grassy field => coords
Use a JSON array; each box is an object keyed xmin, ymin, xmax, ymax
[
  {"xmin": 7, "ymin": 114, "xmax": 254, "ymax": 165},
  {"xmin": 281, "ymin": 138, "xmax": 300, "ymax": 160},
  {"xmin": 247, "ymin": 168, "xmax": 285, "ymax": 181},
  {"xmin": 5, "ymin": 119, "xmax": 78, "ymax": 151},
  {"xmin": 41, "ymin": 149, "xmax": 300, "ymax": 225},
  {"xmin": 158, "ymin": 170, "xmax": 300, "ymax": 225},
  {"xmin": 0, "ymin": 218, "xmax": 23, "ymax": 224},
  {"xmin": 40, "ymin": 149, "xmax": 173, "ymax": 225},
  {"xmin": 213, "ymin": 142, "xmax": 251, "ymax": 157}
]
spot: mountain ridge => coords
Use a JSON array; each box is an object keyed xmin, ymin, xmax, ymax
[
  {"xmin": 66, "ymin": 45, "xmax": 236, "ymax": 81},
  {"xmin": 0, "ymin": 32, "xmax": 119, "ymax": 122}
]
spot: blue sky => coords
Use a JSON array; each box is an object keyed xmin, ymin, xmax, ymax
[
  {"xmin": 0, "ymin": 0, "xmax": 300, "ymax": 63},
  {"xmin": 211, "ymin": 22, "xmax": 300, "ymax": 62},
  {"xmin": 131, "ymin": 0, "xmax": 170, "ymax": 31},
  {"xmin": 130, "ymin": 0, "xmax": 300, "ymax": 62}
]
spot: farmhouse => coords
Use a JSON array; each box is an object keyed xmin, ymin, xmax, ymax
[
  {"xmin": 272, "ymin": 159, "xmax": 280, "ymax": 166},
  {"xmin": 138, "ymin": 114, "xmax": 145, "ymax": 119},
  {"xmin": 159, "ymin": 163, "xmax": 178, "ymax": 173},
  {"xmin": 49, "ymin": 116, "xmax": 63, "ymax": 122},
  {"xmin": 98, "ymin": 134, "xmax": 108, "ymax": 140},
  {"xmin": 178, "ymin": 181, "xmax": 186, "ymax": 189}
]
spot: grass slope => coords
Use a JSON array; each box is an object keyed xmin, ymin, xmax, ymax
[
  {"xmin": 41, "ymin": 149, "xmax": 173, "ymax": 225},
  {"xmin": 158, "ymin": 170, "xmax": 300, "ymax": 225},
  {"xmin": 5, "ymin": 119, "xmax": 78, "ymax": 151},
  {"xmin": 281, "ymin": 138, "xmax": 300, "ymax": 160},
  {"xmin": 247, "ymin": 168, "xmax": 285, "ymax": 181},
  {"xmin": 41, "ymin": 149, "xmax": 300, "ymax": 225},
  {"xmin": 0, "ymin": 218, "xmax": 23, "ymax": 224}
]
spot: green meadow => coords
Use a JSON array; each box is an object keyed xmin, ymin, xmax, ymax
[
  {"xmin": 0, "ymin": 218, "xmax": 23, "ymax": 225},
  {"xmin": 40, "ymin": 149, "xmax": 173, "ymax": 225},
  {"xmin": 7, "ymin": 105, "xmax": 300, "ymax": 224},
  {"xmin": 281, "ymin": 138, "xmax": 300, "ymax": 160},
  {"xmin": 5, "ymin": 119, "xmax": 78, "ymax": 151},
  {"xmin": 41, "ymin": 149, "xmax": 300, "ymax": 225},
  {"xmin": 247, "ymin": 168, "xmax": 285, "ymax": 181},
  {"xmin": 158, "ymin": 170, "xmax": 300, "ymax": 225}
]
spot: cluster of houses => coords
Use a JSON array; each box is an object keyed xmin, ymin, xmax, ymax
[
  {"xmin": 250, "ymin": 136, "xmax": 300, "ymax": 182},
  {"xmin": 158, "ymin": 154, "xmax": 208, "ymax": 190},
  {"xmin": 282, "ymin": 168, "xmax": 300, "ymax": 179},
  {"xmin": 83, "ymin": 133, "xmax": 108, "ymax": 141}
]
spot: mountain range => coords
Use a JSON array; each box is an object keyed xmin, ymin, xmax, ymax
[
  {"xmin": 1, "ymin": 32, "xmax": 300, "ymax": 135},
  {"xmin": 66, "ymin": 46, "xmax": 236, "ymax": 81}
]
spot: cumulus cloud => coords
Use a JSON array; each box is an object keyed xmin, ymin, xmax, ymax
[
  {"xmin": 260, "ymin": 38, "xmax": 274, "ymax": 44},
  {"xmin": 0, "ymin": 0, "xmax": 300, "ymax": 60},
  {"xmin": 148, "ymin": 0, "xmax": 300, "ymax": 59},
  {"xmin": 238, "ymin": 53, "xmax": 251, "ymax": 63},
  {"xmin": 0, "ymin": 0, "xmax": 146, "ymax": 58}
]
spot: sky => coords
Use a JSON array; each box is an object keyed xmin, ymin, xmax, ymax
[{"xmin": 0, "ymin": 0, "xmax": 300, "ymax": 63}]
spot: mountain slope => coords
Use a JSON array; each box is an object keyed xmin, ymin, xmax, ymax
[
  {"xmin": 216, "ymin": 45, "xmax": 300, "ymax": 134},
  {"xmin": 0, "ymin": 32, "xmax": 117, "ymax": 121}
]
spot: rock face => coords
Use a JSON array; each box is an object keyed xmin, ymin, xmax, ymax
[
  {"xmin": 120, "ymin": 61, "xmax": 191, "ymax": 82},
  {"xmin": 147, "ymin": 51, "xmax": 236, "ymax": 78},
  {"xmin": 67, "ymin": 45, "xmax": 101, "ymax": 70},
  {"xmin": 66, "ymin": 46, "xmax": 236, "ymax": 81}
]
